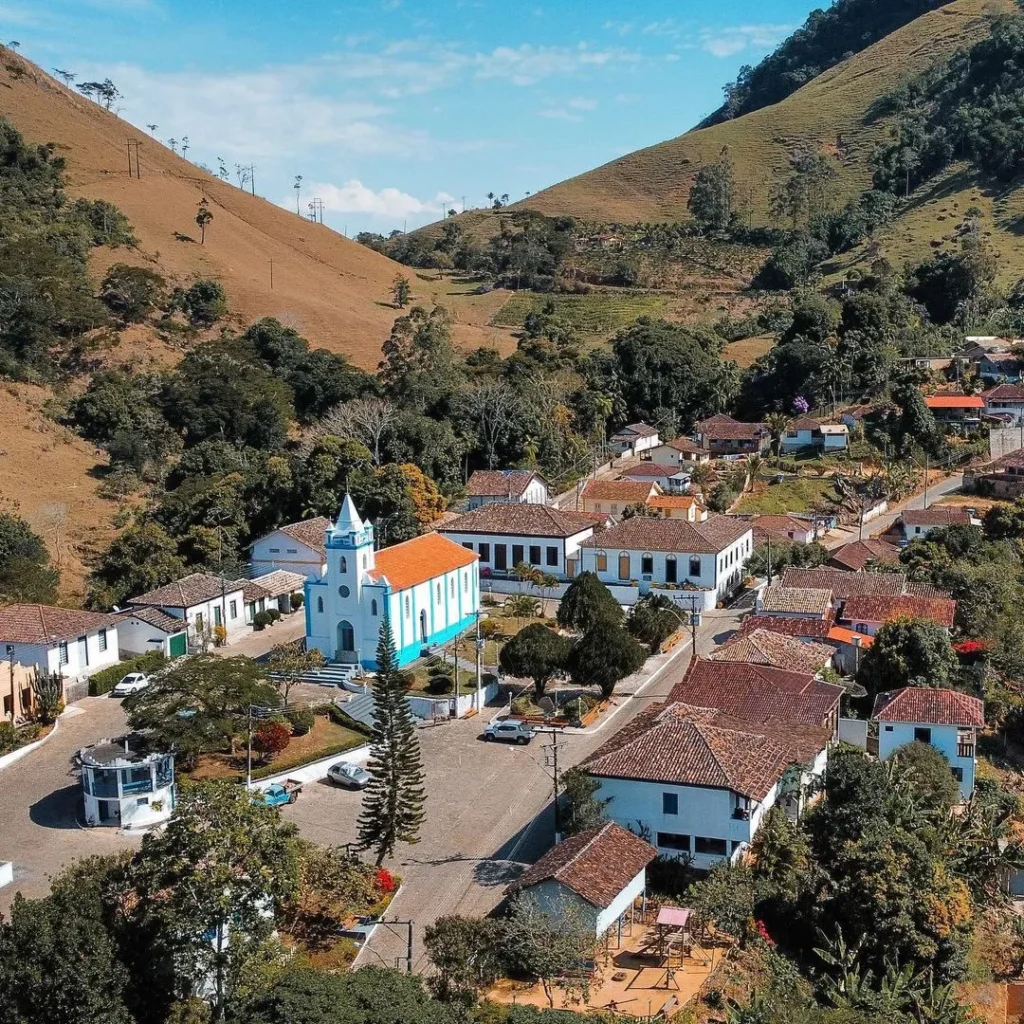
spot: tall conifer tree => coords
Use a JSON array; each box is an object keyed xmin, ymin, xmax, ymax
[{"xmin": 357, "ymin": 611, "xmax": 427, "ymax": 866}]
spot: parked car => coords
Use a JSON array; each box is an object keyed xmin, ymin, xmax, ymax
[
  {"xmin": 483, "ymin": 720, "xmax": 536, "ymax": 745},
  {"xmin": 111, "ymin": 673, "xmax": 150, "ymax": 697},
  {"xmin": 327, "ymin": 761, "xmax": 371, "ymax": 789},
  {"xmin": 261, "ymin": 780, "xmax": 302, "ymax": 807}
]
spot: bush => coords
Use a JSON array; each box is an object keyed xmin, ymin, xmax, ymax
[
  {"xmin": 99, "ymin": 264, "xmax": 166, "ymax": 322},
  {"xmin": 426, "ymin": 674, "xmax": 454, "ymax": 695},
  {"xmin": 88, "ymin": 650, "xmax": 167, "ymax": 696},
  {"xmin": 253, "ymin": 720, "xmax": 292, "ymax": 762},
  {"xmin": 180, "ymin": 278, "xmax": 226, "ymax": 326},
  {"xmin": 290, "ymin": 592, "xmax": 303, "ymax": 611},
  {"xmin": 267, "ymin": 608, "xmax": 282, "ymax": 623},
  {"xmin": 253, "ymin": 611, "xmax": 272, "ymax": 631},
  {"xmin": 0, "ymin": 721, "xmax": 16, "ymax": 755},
  {"xmin": 287, "ymin": 707, "xmax": 316, "ymax": 736},
  {"xmin": 510, "ymin": 695, "xmax": 533, "ymax": 716}
]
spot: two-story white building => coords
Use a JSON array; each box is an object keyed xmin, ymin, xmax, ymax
[
  {"xmin": 306, "ymin": 495, "xmax": 480, "ymax": 669},
  {"xmin": 872, "ymin": 686, "xmax": 984, "ymax": 800},
  {"xmin": 438, "ymin": 504, "xmax": 601, "ymax": 581},
  {"xmin": 250, "ymin": 516, "xmax": 331, "ymax": 578},
  {"xmin": 0, "ymin": 604, "xmax": 120, "ymax": 680},
  {"xmin": 609, "ymin": 422, "xmax": 661, "ymax": 456},
  {"xmin": 578, "ymin": 516, "xmax": 753, "ymax": 609},
  {"xmin": 464, "ymin": 470, "xmax": 549, "ymax": 509},
  {"xmin": 780, "ymin": 417, "xmax": 849, "ymax": 453},
  {"xmin": 650, "ymin": 437, "xmax": 712, "ymax": 470},
  {"xmin": 127, "ymin": 573, "xmax": 249, "ymax": 643}
]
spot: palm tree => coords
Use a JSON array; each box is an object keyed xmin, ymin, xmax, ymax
[
  {"xmin": 746, "ymin": 454, "xmax": 763, "ymax": 492},
  {"xmin": 505, "ymin": 594, "xmax": 541, "ymax": 631},
  {"xmin": 537, "ymin": 573, "xmax": 559, "ymax": 616},
  {"xmin": 690, "ymin": 463, "xmax": 714, "ymax": 494},
  {"xmin": 765, "ymin": 412, "xmax": 791, "ymax": 457}
]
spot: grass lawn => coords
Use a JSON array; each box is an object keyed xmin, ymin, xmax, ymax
[
  {"xmin": 190, "ymin": 716, "xmax": 365, "ymax": 782},
  {"xmin": 491, "ymin": 291, "xmax": 671, "ymax": 333},
  {"xmin": 735, "ymin": 477, "xmax": 839, "ymax": 515}
]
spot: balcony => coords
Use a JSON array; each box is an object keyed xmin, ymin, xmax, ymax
[
  {"xmin": 732, "ymin": 807, "xmax": 751, "ymax": 821},
  {"xmin": 957, "ymin": 744, "xmax": 975, "ymax": 759}
]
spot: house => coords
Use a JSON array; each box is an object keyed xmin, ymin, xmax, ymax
[
  {"xmin": 966, "ymin": 451, "xmax": 1024, "ymax": 499},
  {"xmin": 778, "ymin": 567, "xmax": 907, "ymax": 606},
  {"xmin": 757, "ymin": 586, "xmax": 833, "ymax": 620},
  {"xmin": 618, "ymin": 462, "xmax": 692, "ymax": 494},
  {"xmin": 505, "ymin": 822, "xmax": 656, "ymax": 939},
  {"xmin": 1, "ymin": 661, "xmax": 38, "ymax": 723},
  {"xmin": 982, "ymin": 384, "xmax": 1024, "ymax": 424},
  {"xmin": 464, "ymin": 470, "xmax": 550, "ymax": 509},
  {"xmin": 583, "ymin": 700, "xmax": 832, "ymax": 868},
  {"xmin": 924, "ymin": 394, "xmax": 984, "ymax": 422},
  {"xmin": 0, "ymin": 604, "xmax": 120, "ymax": 680},
  {"xmin": 579, "ymin": 479, "xmax": 662, "ymax": 516},
  {"xmin": 438, "ymin": 504, "xmax": 601, "ymax": 581},
  {"xmin": 828, "ymin": 538, "xmax": 900, "ymax": 572},
  {"xmin": 128, "ymin": 574, "xmax": 249, "ymax": 643},
  {"xmin": 646, "ymin": 494, "xmax": 709, "ymax": 522},
  {"xmin": 114, "ymin": 607, "xmax": 189, "ymax": 660},
  {"xmin": 739, "ymin": 614, "xmax": 836, "ymax": 642},
  {"xmin": 872, "ymin": 686, "xmax": 984, "ymax": 800},
  {"xmin": 246, "ymin": 570, "xmax": 308, "ymax": 619},
  {"xmin": 694, "ymin": 414, "xmax": 770, "ymax": 456},
  {"xmin": 710, "ymin": 628, "xmax": 834, "ymax": 674},
  {"xmin": 825, "ymin": 625, "xmax": 873, "ymax": 674},
  {"xmin": 306, "ymin": 495, "xmax": 480, "ymax": 669},
  {"xmin": 578, "ymin": 516, "xmax": 753, "ymax": 608},
  {"xmin": 79, "ymin": 737, "xmax": 176, "ymax": 830},
  {"xmin": 650, "ymin": 436, "xmax": 713, "ymax": 469},
  {"xmin": 609, "ymin": 422, "xmax": 661, "ymax": 456},
  {"xmin": 899, "ymin": 506, "xmax": 974, "ymax": 541},
  {"xmin": 780, "ymin": 416, "xmax": 849, "ymax": 452},
  {"xmin": 840, "ymin": 405, "xmax": 872, "ymax": 431},
  {"xmin": 898, "ymin": 355, "xmax": 953, "ymax": 373},
  {"xmin": 838, "ymin": 593, "xmax": 956, "ymax": 636},
  {"xmin": 250, "ymin": 516, "xmax": 331, "ymax": 579},
  {"xmin": 963, "ymin": 338, "xmax": 1023, "ymax": 381},
  {"xmin": 745, "ymin": 514, "xmax": 822, "ymax": 547}
]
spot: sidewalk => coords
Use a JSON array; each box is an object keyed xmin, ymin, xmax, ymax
[{"xmin": 211, "ymin": 613, "xmax": 305, "ymax": 659}]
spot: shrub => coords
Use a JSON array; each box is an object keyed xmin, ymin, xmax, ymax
[
  {"xmin": 99, "ymin": 264, "xmax": 166, "ymax": 322},
  {"xmin": 510, "ymin": 694, "xmax": 533, "ymax": 715},
  {"xmin": 426, "ymin": 674, "xmax": 454, "ymax": 695},
  {"xmin": 290, "ymin": 592, "xmax": 304, "ymax": 611},
  {"xmin": 180, "ymin": 278, "xmax": 226, "ymax": 326},
  {"xmin": 267, "ymin": 608, "xmax": 282, "ymax": 623},
  {"xmin": 88, "ymin": 650, "xmax": 166, "ymax": 696},
  {"xmin": 286, "ymin": 707, "xmax": 316, "ymax": 736},
  {"xmin": 253, "ymin": 610, "xmax": 272, "ymax": 631},
  {"xmin": 253, "ymin": 720, "xmax": 291, "ymax": 762},
  {"xmin": 0, "ymin": 721, "xmax": 16, "ymax": 755}
]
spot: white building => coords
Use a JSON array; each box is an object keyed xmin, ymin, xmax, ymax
[
  {"xmin": 127, "ymin": 574, "xmax": 248, "ymax": 643},
  {"xmin": 114, "ymin": 607, "xmax": 189, "ymax": 660},
  {"xmin": 78, "ymin": 737, "xmax": 175, "ymax": 830},
  {"xmin": 306, "ymin": 495, "xmax": 480, "ymax": 669},
  {"xmin": 464, "ymin": 470, "xmax": 550, "ymax": 509},
  {"xmin": 982, "ymin": 384, "xmax": 1024, "ymax": 423},
  {"xmin": 873, "ymin": 686, "xmax": 983, "ymax": 800},
  {"xmin": 579, "ymin": 479, "xmax": 662, "ymax": 516},
  {"xmin": 899, "ymin": 506, "xmax": 975, "ymax": 541},
  {"xmin": 609, "ymin": 422, "xmax": 661, "ymax": 456},
  {"xmin": 438, "ymin": 504, "xmax": 601, "ymax": 581},
  {"xmin": 505, "ymin": 822, "xmax": 656, "ymax": 940},
  {"xmin": 250, "ymin": 517, "xmax": 331, "ymax": 579},
  {"xmin": 578, "ymin": 516, "xmax": 753, "ymax": 609},
  {"xmin": 617, "ymin": 462, "xmax": 692, "ymax": 494},
  {"xmin": 0, "ymin": 604, "xmax": 120, "ymax": 679},
  {"xmin": 650, "ymin": 437, "xmax": 712, "ymax": 469},
  {"xmin": 780, "ymin": 417, "xmax": 849, "ymax": 452}
]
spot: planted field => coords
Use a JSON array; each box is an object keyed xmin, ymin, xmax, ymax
[{"xmin": 491, "ymin": 292, "xmax": 671, "ymax": 333}]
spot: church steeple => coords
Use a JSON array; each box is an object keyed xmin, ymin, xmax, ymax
[{"xmin": 334, "ymin": 493, "xmax": 363, "ymax": 533}]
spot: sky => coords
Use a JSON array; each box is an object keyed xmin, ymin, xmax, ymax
[{"xmin": 3, "ymin": 0, "xmax": 822, "ymax": 236}]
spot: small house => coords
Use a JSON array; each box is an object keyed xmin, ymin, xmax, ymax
[
  {"xmin": 924, "ymin": 394, "xmax": 984, "ymax": 423},
  {"xmin": 464, "ymin": 470, "xmax": 550, "ymax": 509},
  {"xmin": 650, "ymin": 436, "xmax": 713, "ymax": 469},
  {"xmin": 827, "ymin": 539, "xmax": 900, "ymax": 572},
  {"xmin": 838, "ymin": 593, "xmax": 956, "ymax": 637},
  {"xmin": 127, "ymin": 574, "xmax": 249, "ymax": 643},
  {"xmin": 579, "ymin": 479, "xmax": 662, "ymax": 516},
  {"xmin": 609, "ymin": 422, "xmax": 661, "ymax": 456},
  {"xmin": 250, "ymin": 516, "xmax": 331, "ymax": 579},
  {"xmin": 617, "ymin": 462, "xmax": 692, "ymax": 494},
  {"xmin": 0, "ymin": 604, "xmax": 120, "ymax": 680},
  {"xmin": 694, "ymin": 414, "xmax": 770, "ymax": 457},
  {"xmin": 757, "ymin": 586, "xmax": 833, "ymax": 620},
  {"xmin": 899, "ymin": 506, "xmax": 974, "ymax": 541},
  {"xmin": 982, "ymin": 384, "xmax": 1024, "ymax": 424},
  {"xmin": 646, "ymin": 495, "xmax": 708, "ymax": 522},
  {"xmin": 79, "ymin": 736, "xmax": 176, "ymax": 830},
  {"xmin": 709, "ymin": 628, "xmax": 834, "ymax": 674},
  {"xmin": 780, "ymin": 417, "xmax": 849, "ymax": 452},
  {"xmin": 114, "ymin": 607, "xmax": 188, "ymax": 660}
]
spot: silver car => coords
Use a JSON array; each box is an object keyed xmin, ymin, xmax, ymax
[
  {"xmin": 483, "ymin": 720, "xmax": 536, "ymax": 745},
  {"xmin": 327, "ymin": 761, "xmax": 371, "ymax": 789}
]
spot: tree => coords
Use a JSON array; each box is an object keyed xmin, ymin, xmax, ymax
[
  {"xmin": 561, "ymin": 766, "xmax": 609, "ymax": 836},
  {"xmin": 892, "ymin": 741, "xmax": 962, "ymax": 812},
  {"xmin": 499, "ymin": 623, "xmax": 572, "ymax": 697},
  {"xmin": 78, "ymin": 78, "xmax": 120, "ymax": 110},
  {"xmin": 318, "ymin": 397, "xmax": 396, "ymax": 466},
  {"xmin": 267, "ymin": 642, "xmax": 326, "ymax": 702},
  {"xmin": 857, "ymin": 616, "xmax": 957, "ymax": 701},
  {"xmin": 0, "ymin": 509, "xmax": 59, "ymax": 604},
  {"xmin": 87, "ymin": 519, "xmax": 185, "ymax": 609},
  {"xmin": 253, "ymin": 720, "xmax": 291, "ymax": 763},
  {"xmin": 128, "ymin": 781, "xmax": 300, "ymax": 1020},
  {"xmin": 423, "ymin": 915, "xmax": 506, "ymax": 1002},
  {"xmin": 556, "ymin": 572, "xmax": 622, "ymax": 633},
  {"xmin": 31, "ymin": 667, "xmax": 64, "ymax": 725},
  {"xmin": 688, "ymin": 148, "xmax": 735, "ymax": 231},
  {"xmin": 179, "ymin": 278, "xmax": 227, "ymax": 326},
  {"xmin": 506, "ymin": 592, "xmax": 541, "ymax": 625},
  {"xmin": 628, "ymin": 593, "xmax": 681, "ymax": 653},
  {"xmin": 566, "ymin": 624, "xmax": 647, "ymax": 698},
  {"xmin": 99, "ymin": 263, "xmax": 166, "ymax": 322},
  {"xmin": 124, "ymin": 655, "xmax": 280, "ymax": 767},
  {"xmin": 195, "ymin": 197, "xmax": 213, "ymax": 245},
  {"xmin": 393, "ymin": 275, "xmax": 411, "ymax": 307},
  {"xmin": 357, "ymin": 613, "xmax": 427, "ymax": 866}
]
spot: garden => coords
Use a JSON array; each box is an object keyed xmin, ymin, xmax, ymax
[{"xmin": 0, "ymin": 667, "xmax": 65, "ymax": 759}]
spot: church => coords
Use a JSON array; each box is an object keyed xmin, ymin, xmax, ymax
[{"xmin": 305, "ymin": 495, "xmax": 481, "ymax": 670}]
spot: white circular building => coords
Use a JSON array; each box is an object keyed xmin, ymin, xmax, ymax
[{"xmin": 78, "ymin": 737, "xmax": 175, "ymax": 829}]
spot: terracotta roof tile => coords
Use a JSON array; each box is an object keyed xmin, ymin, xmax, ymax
[
  {"xmin": 780, "ymin": 567, "xmax": 906, "ymax": 599},
  {"xmin": 711, "ymin": 629, "xmax": 835, "ymax": 674},
  {"xmin": 828, "ymin": 539, "xmax": 901, "ymax": 571},
  {"xmin": 277, "ymin": 516, "xmax": 332, "ymax": 557},
  {"xmin": 759, "ymin": 586, "xmax": 832, "ymax": 617},
  {"xmin": 827, "ymin": 626, "xmax": 873, "ymax": 647},
  {"xmin": 619, "ymin": 464, "xmax": 682, "ymax": 480},
  {"xmin": 580, "ymin": 479, "xmax": 661, "ymax": 502},
  {"xmin": 0, "ymin": 604, "xmax": 120, "ymax": 645},
  {"xmin": 924, "ymin": 395, "xmax": 984, "ymax": 409},
  {"xmin": 578, "ymin": 515, "xmax": 750, "ymax": 554},
  {"xmin": 465, "ymin": 470, "xmax": 544, "ymax": 498},
  {"xmin": 251, "ymin": 570, "xmax": 308, "ymax": 598},
  {"xmin": 440, "ymin": 504, "xmax": 601, "ymax": 538},
  {"xmin": 840, "ymin": 593, "xmax": 956, "ymax": 629},
  {"xmin": 696, "ymin": 414, "xmax": 769, "ymax": 441},
  {"xmin": 648, "ymin": 495, "xmax": 705, "ymax": 511},
  {"xmin": 662, "ymin": 436, "xmax": 705, "ymax": 455},
  {"xmin": 612, "ymin": 422, "xmax": 659, "ymax": 439},
  {"xmin": 506, "ymin": 822, "xmax": 656, "ymax": 908},
  {"xmin": 872, "ymin": 686, "xmax": 984, "ymax": 727},
  {"xmin": 982, "ymin": 384, "xmax": 1024, "ymax": 401},
  {"xmin": 116, "ymin": 606, "xmax": 185, "ymax": 634},
  {"xmin": 369, "ymin": 533, "xmax": 477, "ymax": 591},
  {"xmin": 902, "ymin": 507, "xmax": 972, "ymax": 528},
  {"xmin": 739, "ymin": 614, "xmax": 835, "ymax": 639},
  {"xmin": 129, "ymin": 573, "xmax": 244, "ymax": 609}
]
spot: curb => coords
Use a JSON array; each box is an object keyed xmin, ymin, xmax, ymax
[{"xmin": 0, "ymin": 714, "xmax": 60, "ymax": 773}]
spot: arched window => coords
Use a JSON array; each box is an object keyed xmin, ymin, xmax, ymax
[
  {"xmin": 436, "ymin": 583, "xmax": 442, "ymax": 603},
  {"xmin": 595, "ymin": 550, "xmax": 608, "ymax": 572},
  {"xmin": 420, "ymin": 608, "xmax": 428, "ymax": 642},
  {"xmin": 371, "ymin": 599, "xmax": 378, "ymax": 616},
  {"xmin": 339, "ymin": 556, "xmax": 347, "ymax": 573},
  {"xmin": 641, "ymin": 551, "xmax": 654, "ymax": 576},
  {"xmin": 463, "ymin": 573, "xmax": 468, "ymax": 593},
  {"xmin": 404, "ymin": 595, "xmax": 411, "ymax": 617},
  {"xmin": 450, "ymin": 578, "xmax": 455, "ymax": 598},
  {"xmin": 666, "ymin": 554, "xmax": 677, "ymax": 584},
  {"xmin": 316, "ymin": 596, "xmax": 323, "ymax": 614}
]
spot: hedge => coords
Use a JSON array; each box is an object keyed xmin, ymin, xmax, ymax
[
  {"xmin": 326, "ymin": 703, "xmax": 373, "ymax": 738},
  {"xmin": 89, "ymin": 650, "xmax": 167, "ymax": 696},
  {"xmin": 249, "ymin": 735, "xmax": 366, "ymax": 780}
]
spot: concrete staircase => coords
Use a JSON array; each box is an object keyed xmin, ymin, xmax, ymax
[{"xmin": 271, "ymin": 663, "xmax": 357, "ymax": 689}]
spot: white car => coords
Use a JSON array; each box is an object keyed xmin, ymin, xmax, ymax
[
  {"xmin": 111, "ymin": 673, "xmax": 149, "ymax": 697},
  {"xmin": 483, "ymin": 720, "xmax": 536, "ymax": 745}
]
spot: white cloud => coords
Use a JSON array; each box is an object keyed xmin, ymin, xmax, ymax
[
  {"xmin": 567, "ymin": 96, "xmax": 597, "ymax": 110},
  {"xmin": 291, "ymin": 180, "xmax": 454, "ymax": 219},
  {"xmin": 537, "ymin": 108, "xmax": 581, "ymax": 123},
  {"xmin": 700, "ymin": 24, "xmax": 791, "ymax": 58}
]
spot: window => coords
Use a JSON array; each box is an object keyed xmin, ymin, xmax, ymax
[
  {"xmin": 641, "ymin": 553, "xmax": 654, "ymax": 576},
  {"xmin": 436, "ymin": 583, "xmax": 442, "ymax": 603},
  {"xmin": 596, "ymin": 550, "xmax": 607, "ymax": 572},
  {"xmin": 610, "ymin": 504, "xmax": 619, "ymax": 514},
  {"xmin": 316, "ymin": 596, "xmax": 323, "ymax": 614},
  {"xmin": 694, "ymin": 836, "xmax": 728, "ymax": 856},
  {"xmin": 951, "ymin": 766, "xmax": 964, "ymax": 783},
  {"xmin": 883, "ymin": 724, "xmax": 893, "ymax": 732},
  {"xmin": 546, "ymin": 546, "xmax": 558, "ymax": 567},
  {"xmin": 98, "ymin": 629, "xmax": 108, "ymax": 652},
  {"xmin": 512, "ymin": 544, "xmax": 524, "ymax": 566},
  {"xmin": 340, "ymin": 556, "xmax": 347, "ymax": 573},
  {"xmin": 269, "ymin": 547, "xmax": 280, "ymax": 554},
  {"xmin": 657, "ymin": 832, "xmax": 690, "ymax": 852},
  {"xmin": 338, "ymin": 585, "xmax": 350, "ymax": 599},
  {"xmin": 462, "ymin": 542, "xmax": 473, "ymax": 551},
  {"xmin": 58, "ymin": 641, "xmax": 69, "ymax": 666},
  {"xmin": 914, "ymin": 727, "xmax": 932, "ymax": 744},
  {"xmin": 662, "ymin": 793, "xmax": 678, "ymax": 815},
  {"xmin": 463, "ymin": 573, "xmax": 468, "ymax": 593},
  {"xmin": 229, "ymin": 600, "xmax": 238, "ymax": 619},
  {"xmin": 529, "ymin": 545, "xmax": 541, "ymax": 565},
  {"xmin": 362, "ymin": 554, "xmax": 368, "ymax": 569},
  {"xmin": 404, "ymin": 596, "xmax": 411, "ymax": 617},
  {"xmin": 213, "ymin": 606, "xmax": 222, "ymax": 627},
  {"xmin": 371, "ymin": 599, "xmax": 378, "ymax": 616},
  {"xmin": 478, "ymin": 543, "xmax": 491, "ymax": 562},
  {"xmin": 689, "ymin": 556, "xmax": 701, "ymax": 577},
  {"xmin": 666, "ymin": 555, "xmax": 677, "ymax": 583}
]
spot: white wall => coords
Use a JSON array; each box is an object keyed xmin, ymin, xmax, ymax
[
  {"xmin": 467, "ymin": 478, "xmax": 549, "ymax": 509},
  {"xmin": 878, "ymin": 721, "xmax": 975, "ymax": 799},
  {"xmin": 250, "ymin": 531, "xmax": 326, "ymax": 579},
  {"xmin": 440, "ymin": 527, "xmax": 594, "ymax": 580},
  {"xmin": 116, "ymin": 616, "xmax": 184, "ymax": 658},
  {"xmin": 148, "ymin": 591, "xmax": 247, "ymax": 638},
  {"xmin": 4, "ymin": 626, "xmax": 120, "ymax": 679}
]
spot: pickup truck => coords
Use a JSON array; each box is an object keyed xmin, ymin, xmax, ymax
[{"xmin": 260, "ymin": 780, "xmax": 302, "ymax": 807}]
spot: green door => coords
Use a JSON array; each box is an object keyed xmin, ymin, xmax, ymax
[{"xmin": 168, "ymin": 632, "xmax": 187, "ymax": 659}]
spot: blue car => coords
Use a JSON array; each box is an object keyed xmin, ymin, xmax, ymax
[{"xmin": 260, "ymin": 781, "xmax": 302, "ymax": 807}]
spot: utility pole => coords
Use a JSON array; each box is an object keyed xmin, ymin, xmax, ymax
[
  {"xmin": 539, "ymin": 729, "xmax": 562, "ymax": 843},
  {"xmin": 475, "ymin": 610, "xmax": 484, "ymax": 713},
  {"xmin": 269, "ymin": 259, "xmax": 274, "ymax": 290},
  {"xmin": 765, "ymin": 534, "xmax": 772, "ymax": 585},
  {"xmin": 923, "ymin": 451, "xmax": 929, "ymax": 509},
  {"xmin": 126, "ymin": 138, "xmax": 141, "ymax": 178},
  {"xmin": 5, "ymin": 644, "xmax": 14, "ymax": 722},
  {"xmin": 249, "ymin": 163, "xmax": 256, "ymax": 196},
  {"xmin": 246, "ymin": 704, "xmax": 253, "ymax": 788}
]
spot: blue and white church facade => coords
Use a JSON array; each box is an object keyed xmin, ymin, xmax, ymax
[{"xmin": 305, "ymin": 495, "xmax": 481, "ymax": 670}]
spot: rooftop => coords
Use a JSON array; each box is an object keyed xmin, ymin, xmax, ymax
[
  {"xmin": 619, "ymin": 464, "xmax": 687, "ymax": 480},
  {"xmin": 78, "ymin": 735, "xmax": 166, "ymax": 768},
  {"xmin": 872, "ymin": 687, "xmax": 984, "ymax": 727},
  {"xmin": 579, "ymin": 515, "xmax": 750, "ymax": 555},
  {"xmin": 275, "ymin": 516, "xmax": 332, "ymax": 557},
  {"xmin": 611, "ymin": 422, "xmax": 659, "ymax": 440},
  {"xmin": 465, "ymin": 469, "xmax": 545, "ymax": 499},
  {"xmin": 779, "ymin": 567, "xmax": 906, "ymax": 600},
  {"xmin": 828, "ymin": 539, "xmax": 901, "ymax": 572},
  {"xmin": 840, "ymin": 593, "xmax": 956, "ymax": 629},
  {"xmin": 648, "ymin": 494, "xmax": 705, "ymax": 510},
  {"xmin": 251, "ymin": 569, "xmax": 308, "ymax": 598},
  {"xmin": 662, "ymin": 436, "xmax": 706, "ymax": 455},
  {"xmin": 924, "ymin": 394, "xmax": 984, "ymax": 410},
  {"xmin": 738, "ymin": 614, "xmax": 835, "ymax": 639},
  {"xmin": 116, "ymin": 606, "xmax": 185, "ymax": 634},
  {"xmin": 0, "ymin": 603, "xmax": 120, "ymax": 645},
  {"xmin": 580, "ymin": 479, "xmax": 660, "ymax": 502},
  {"xmin": 710, "ymin": 628, "xmax": 835, "ymax": 674},
  {"xmin": 696, "ymin": 413, "xmax": 768, "ymax": 441},
  {"xmin": 902, "ymin": 507, "xmax": 973, "ymax": 528},
  {"xmin": 368, "ymin": 533, "xmax": 478, "ymax": 591},
  {"xmin": 759, "ymin": 586, "xmax": 832, "ymax": 617},
  {"xmin": 982, "ymin": 384, "xmax": 1024, "ymax": 401},
  {"xmin": 439, "ymin": 503, "xmax": 602, "ymax": 539},
  {"xmin": 129, "ymin": 573, "xmax": 244, "ymax": 610},
  {"xmin": 506, "ymin": 822, "xmax": 656, "ymax": 909}
]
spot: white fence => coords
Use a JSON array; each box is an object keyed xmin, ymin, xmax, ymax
[
  {"xmin": 838, "ymin": 717, "xmax": 868, "ymax": 749},
  {"xmin": 405, "ymin": 678, "xmax": 501, "ymax": 721},
  {"xmin": 483, "ymin": 577, "xmax": 716, "ymax": 611},
  {"xmin": 248, "ymin": 743, "xmax": 371, "ymax": 792}
]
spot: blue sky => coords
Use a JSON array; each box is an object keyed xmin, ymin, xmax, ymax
[{"xmin": 4, "ymin": 0, "xmax": 821, "ymax": 235}]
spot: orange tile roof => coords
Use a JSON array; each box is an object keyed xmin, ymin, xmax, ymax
[
  {"xmin": 368, "ymin": 532, "xmax": 477, "ymax": 591},
  {"xmin": 924, "ymin": 395, "xmax": 984, "ymax": 409},
  {"xmin": 827, "ymin": 626, "xmax": 874, "ymax": 647},
  {"xmin": 648, "ymin": 495, "xmax": 702, "ymax": 509}
]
